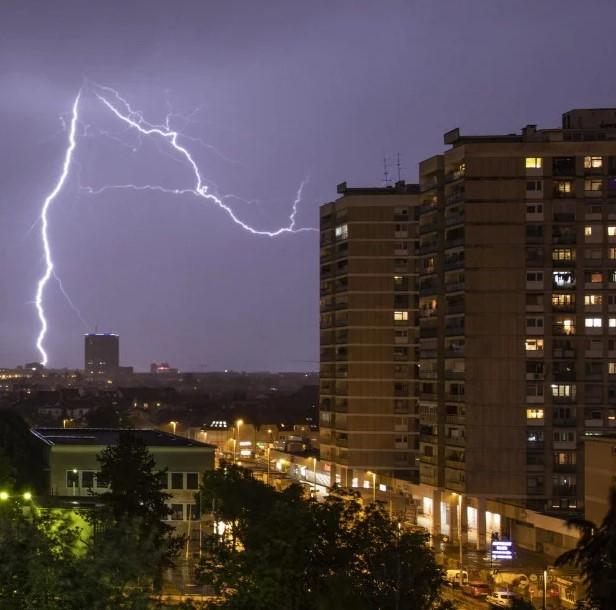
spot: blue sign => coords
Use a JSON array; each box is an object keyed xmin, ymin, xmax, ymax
[{"xmin": 491, "ymin": 540, "xmax": 513, "ymax": 560}]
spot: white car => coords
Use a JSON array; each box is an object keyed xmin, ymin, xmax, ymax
[
  {"xmin": 486, "ymin": 591, "xmax": 520, "ymax": 607},
  {"xmin": 444, "ymin": 569, "xmax": 468, "ymax": 586}
]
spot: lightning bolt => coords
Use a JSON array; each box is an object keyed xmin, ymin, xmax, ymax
[
  {"xmin": 34, "ymin": 92, "xmax": 81, "ymax": 366},
  {"xmin": 33, "ymin": 84, "xmax": 315, "ymax": 366},
  {"xmin": 92, "ymin": 85, "xmax": 314, "ymax": 237}
]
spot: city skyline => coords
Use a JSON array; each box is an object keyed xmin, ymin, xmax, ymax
[{"xmin": 2, "ymin": 1, "xmax": 616, "ymax": 371}]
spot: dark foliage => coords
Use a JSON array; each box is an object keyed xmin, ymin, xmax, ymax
[{"xmin": 556, "ymin": 485, "xmax": 616, "ymax": 610}]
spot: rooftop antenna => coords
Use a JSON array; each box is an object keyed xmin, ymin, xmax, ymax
[
  {"xmin": 383, "ymin": 156, "xmax": 391, "ymax": 187},
  {"xmin": 396, "ymin": 152, "xmax": 403, "ymax": 182}
]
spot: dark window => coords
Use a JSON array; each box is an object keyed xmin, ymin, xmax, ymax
[
  {"xmin": 81, "ymin": 471, "xmax": 95, "ymax": 488},
  {"xmin": 170, "ymin": 504, "xmax": 183, "ymax": 521},
  {"xmin": 186, "ymin": 473, "xmax": 199, "ymax": 490},
  {"xmin": 66, "ymin": 470, "xmax": 79, "ymax": 487},
  {"xmin": 553, "ymin": 157, "xmax": 576, "ymax": 176},
  {"xmin": 170, "ymin": 472, "xmax": 184, "ymax": 490}
]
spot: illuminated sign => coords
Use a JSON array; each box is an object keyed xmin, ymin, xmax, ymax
[{"xmin": 491, "ymin": 540, "xmax": 513, "ymax": 560}]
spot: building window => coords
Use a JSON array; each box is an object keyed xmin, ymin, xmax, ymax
[
  {"xmin": 585, "ymin": 318, "xmax": 603, "ymax": 328},
  {"xmin": 394, "ymin": 311, "xmax": 409, "ymax": 322},
  {"xmin": 552, "ymin": 384, "xmax": 575, "ymax": 398},
  {"xmin": 552, "ymin": 248, "xmax": 575, "ymax": 261},
  {"xmin": 609, "ymin": 248, "xmax": 616, "ymax": 260},
  {"xmin": 555, "ymin": 181, "xmax": 572, "ymax": 195},
  {"xmin": 527, "ymin": 430, "xmax": 544, "ymax": 442},
  {"xmin": 526, "ymin": 408, "xmax": 544, "ymax": 420},
  {"xmin": 585, "ymin": 226, "xmax": 593, "ymax": 237},
  {"xmin": 554, "ymin": 431, "xmax": 575, "ymax": 442},
  {"xmin": 335, "ymin": 224, "xmax": 348, "ymax": 241},
  {"xmin": 584, "ymin": 156, "xmax": 603, "ymax": 169},
  {"xmin": 186, "ymin": 473, "xmax": 199, "ymax": 490},
  {"xmin": 609, "ymin": 363, "xmax": 616, "ymax": 375},
  {"xmin": 609, "ymin": 319, "xmax": 616, "ymax": 328},
  {"xmin": 169, "ymin": 504, "xmax": 184, "ymax": 521},
  {"xmin": 525, "ymin": 338, "xmax": 544, "ymax": 351},
  {"xmin": 585, "ymin": 179, "xmax": 602, "ymax": 192},
  {"xmin": 585, "ymin": 271, "xmax": 604, "ymax": 285},
  {"xmin": 585, "ymin": 294, "xmax": 603, "ymax": 306},
  {"xmin": 66, "ymin": 470, "xmax": 79, "ymax": 488},
  {"xmin": 526, "ymin": 271, "xmax": 544, "ymax": 282},
  {"xmin": 170, "ymin": 472, "xmax": 184, "ymax": 490},
  {"xmin": 609, "ymin": 227, "xmax": 616, "ymax": 237},
  {"xmin": 81, "ymin": 471, "xmax": 95, "ymax": 489},
  {"xmin": 553, "ymin": 271, "xmax": 575, "ymax": 288},
  {"xmin": 525, "ymin": 157, "xmax": 542, "ymax": 169}
]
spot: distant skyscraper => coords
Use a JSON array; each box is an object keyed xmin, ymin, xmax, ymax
[{"xmin": 84, "ymin": 334, "xmax": 119, "ymax": 375}]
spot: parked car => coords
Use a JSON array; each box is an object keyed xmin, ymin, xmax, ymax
[
  {"xmin": 461, "ymin": 580, "xmax": 490, "ymax": 597},
  {"xmin": 486, "ymin": 591, "xmax": 521, "ymax": 608}
]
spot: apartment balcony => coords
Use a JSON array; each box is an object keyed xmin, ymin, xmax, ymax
[
  {"xmin": 445, "ymin": 237, "xmax": 465, "ymax": 249},
  {"xmin": 419, "ymin": 243, "xmax": 439, "ymax": 255},
  {"xmin": 419, "ymin": 221, "xmax": 439, "ymax": 234},
  {"xmin": 553, "ymin": 463, "xmax": 577, "ymax": 473},
  {"xmin": 552, "ymin": 258, "xmax": 576, "ymax": 267},
  {"xmin": 445, "ymin": 394, "xmax": 464, "ymax": 402},
  {"xmin": 552, "ymin": 395, "xmax": 577, "ymax": 404},
  {"xmin": 553, "ymin": 417, "xmax": 577, "ymax": 427},
  {"xmin": 445, "ymin": 282, "xmax": 465, "ymax": 293},
  {"xmin": 446, "ymin": 459, "xmax": 465, "ymax": 470},
  {"xmin": 419, "ymin": 392, "xmax": 437, "ymax": 401},
  {"xmin": 445, "ymin": 192, "xmax": 465, "ymax": 206},
  {"xmin": 420, "ymin": 176, "xmax": 439, "ymax": 192},
  {"xmin": 445, "ymin": 436, "xmax": 466, "ymax": 447},
  {"xmin": 420, "ymin": 454, "xmax": 437, "ymax": 465},
  {"xmin": 552, "ymin": 303, "xmax": 576, "ymax": 313},
  {"xmin": 445, "ymin": 169, "xmax": 465, "ymax": 183},
  {"xmin": 445, "ymin": 348, "xmax": 465, "ymax": 357},
  {"xmin": 446, "ymin": 301, "xmax": 465, "ymax": 314},
  {"xmin": 445, "ymin": 324, "xmax": 465, "ymax": 336},
  {"xmin": 420, "ymin": 433, "xmax": 439, "ymax": 444},
  {"xmin": 446, "ymin": 415, "xmax": 466, "ymax": 425},
  {"xmin": 527, "ymin": 441, "xmax": 545, "ymax": 450},
  {"xmin": 444, "ymin": 370, "xmax": 465, "ymax": 380},
  {"xmin": 552, "ymin": 485, "xmax": 577, "ymax": 496},
  {"xmin": 445, "ymin": 213, "xmax": 464, "ymax": 227},
  {"xmin": 443, "ymin": 258, "xmax": 464, "ymax": 271},
  {"xmin": 419, "ymin": 349, "xmax": 438, "ymax": 358},
  {"xmin": 553, "ymin": 348, "xmax": 576, "ymax": 359},
  {"xmin": 553, "ymin": 371, "xmax": 576, "ymax": 381},
  {"xmin": 444, "ymin": 479, "xmax": 465, "ymax": 493},
  {"xmin": 420, "ymin": 326, "xmax": 438, "ymax": 338},
  {"xmin": 552, "ymin": 235, "xmax": 576, "ymax": 245}
]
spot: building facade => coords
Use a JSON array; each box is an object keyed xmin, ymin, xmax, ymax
[
  {"xmin": 417, "ymin": 109, "xmax": 616, "ymax": 515},
  {"xmin": 84, "ymin": 333, "xmax": 120, "ymax": 375},
  {"xmin": 584, "ymin": 435, "xmax": 616, "ymax": 525},
  {"xmin": 319, "ymin": 181, "xmax": 421, "ymax": 484},
  {"xmin": 32, "ymin": 427, "xmax": 215, "ymax": 530}
]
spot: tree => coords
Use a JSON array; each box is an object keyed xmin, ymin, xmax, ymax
[
  {"xmin": 556, "ymin": 485, "xmax": 616, "ymax": 610},
  {"xmin": 196, "ymin": 464, "xmax": 448, "ymax": 610},
  {"xmin": 92, "ymin": 431, "xmax": 184, "ymax": 590}
]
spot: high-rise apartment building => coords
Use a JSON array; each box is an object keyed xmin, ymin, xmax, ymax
[
  {"xmin": 418, "ymin": 109, "xmax": 616, "ymax": 514},
  {"xmin": 84, "ymin": 333, "xmax": 119, "ymax": 375},
  {"xmin": 319, "ymin": 181, "xmax": 421, "ymax": 485}
]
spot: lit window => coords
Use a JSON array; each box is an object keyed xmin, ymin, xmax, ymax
[
  {"xmin": 585, "ymin": 226, "xmax": 593, "ymax": 237},
  {"xmin": 335, "ymin": 224, "xmax": 348, "ymax": 241},
  {"xmin": 552, "ymin": 248, "xmax": 575, "ymax": 261},
  {"xmin": 552, "ymin": 293, "xmax": 574, "ymax": 307},
  {"xmin": 585, "ymin": 318, "xmax": 602, "ymax": 328},
  {"xmin": 526, "ymin": 408, "xmax": 544, "ymax": 419},
  {"xmin": 609, "ymin": 227, "xmax": 616, "ymax": 236},
  {"xmin": 584, "ymin": 156, "xmax": 603, "ymax": 169},
  {"xmin": 585, "ymin": 295, "xmax": 603, "ymax": 306},
  {"xmin": 610, "ymin": 363, "xmax": 616, "ymax": 375},
  {"xmin": 394, "ymin": 311, "xmax": 409, "ymax": 322},
  {"xmin": 585, "ymin": 179, "xmax": 602, "ymax": 192},
  {"xmin": 525, "ymin": 157, "xmax": 542, "ymax": 169},
  {"xmin": 525, "ymin": 338, "xmax": 544, "ymax": 351},
  {"xmin": 552, "ymin": 384, "xmax": 575, "ymax": 397},
  {"xmin": 556, "ymin": 181, "xmax": 572, "ymax": 194},
  {"xmin": 609, "ymin": 319, "xmax": 616, "ymax": 328}
]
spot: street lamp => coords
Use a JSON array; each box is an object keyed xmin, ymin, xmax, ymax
[
  {"xmin": 367, "ymin": 471, "xmax": 376, "ymax": 504},
  {"xmin": 0, "ymin": 491, "xmax": 8, "ymax": 501},
  {"xmin": 235, "ymin": 419, "xmax": 243, "ymax": 462},
  {"xmin": 72, "ymin": 468, "xmax": 78, "ymax": 497},
  {"xmin": 452, "ymin": 492, "xmax": 463, "ymax": 588},
  {"xmin": 169, "ymin": 421, "xmax": 178, "ymax": 435}
]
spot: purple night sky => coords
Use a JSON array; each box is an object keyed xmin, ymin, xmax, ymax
[{"xmin": 1, "ymin": 1, "xmax": 615, "ymax": 372}]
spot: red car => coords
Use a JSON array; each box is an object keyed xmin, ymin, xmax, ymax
[{"xmin": 461, "ymin": 580, "xmax": 491, "ymax": 597}]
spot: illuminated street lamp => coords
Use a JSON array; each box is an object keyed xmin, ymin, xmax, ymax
[
  {"xmin": 234, "ymin": 419, "xmax": 243, "ymax": 462},
  {"xmin": 23, "ymin": 491, "xmax": 32, "ymax": 501},
  {"xmin": 367, "ymin": 471, "xmax": 376, "ymax": 504},
  {"xmin": 169, "ymin": 421, "xmax": 178, "ymax": 435},
  {"xmin": 72, "ymin": 468, "xmax": 78, "ymax": 497},
  {"xmin": 0, "ymin": 491, "xmax": 8, "ymax": 501}
]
